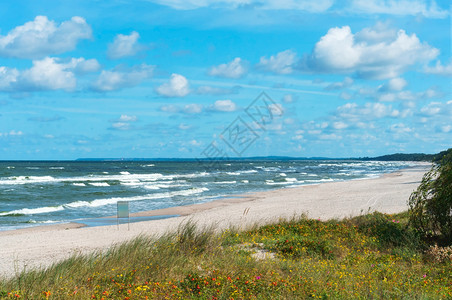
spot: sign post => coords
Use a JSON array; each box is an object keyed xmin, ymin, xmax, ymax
[{"xmin": 117, "ymin": 201, "xmax": 130, "ymax": 230}]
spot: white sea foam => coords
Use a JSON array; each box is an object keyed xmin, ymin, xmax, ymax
[
  {"xmin": 65, "ymin": 201, "xmax": 90, "ymax": 208},
  {"xmin": 49, "ymin": 167, "xmax": 65, "ymax": 170},
  {"xmin": 120, "ymin": 180, "xmax": 142, "ymax": 186},
  {"xmin": 1, "ymin": 187, "xmax": 210, "ymax": 216},
  {"xmin": 279, "ymin": 173, "xmax": 287, "ymax": 177},
  {"xmin": 226, "ymin": 172, "xmax": 241, "ymax": 176},
  {"xmin": 64, "ymin": 187, "xmax": 210, "ymax": 209},
  {"xmin": 213, "ymin": 181, "xmax": 237, "ymax": 184},
  {"xmin": 0, "ymin": 176, "xmax": 57, "ymax": 185},
  {"xmin": 120, "ymin": 171, "xmax": 131, "ymax": 175},
  {"xmin": 285, "ymin": 178, "xmax": 297, "ymax": 182},
  {"xmin": 0, "ymin": 205, "xmax": 64, "ymax": 216},
  {"xmin": 144, "ymin": 185, "xmax": 160, "ymax": 190},
  {"xmin": 240, "ymin": 170, "xmax": 258, "ymax": 174},
  {"xmin": 266, "ymin": 181, "xmax": 292, "ymax": 185},
  {"xmin": 241, "ymin": 180, "xmax": 249, "ymax": 183},
  {"xmin": 72, "ymin": 183, "xmax": 86, "ymax": 186},
  {"xmin": 89, "ymin": 182, "xmax": 110, "ymax": 187}
]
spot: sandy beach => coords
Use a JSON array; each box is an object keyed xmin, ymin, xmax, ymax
[{"xmin": 0, "ymin": 163, "xmax": 430, "ymax": 278}]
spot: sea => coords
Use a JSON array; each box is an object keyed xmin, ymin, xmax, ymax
[{"xmin": 0, "ymin": 160, "xmax": 418, "ymax": 231}]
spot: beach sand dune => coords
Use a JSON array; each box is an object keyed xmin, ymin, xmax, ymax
[{"xmin": 0, "ymin": 164, "xmax": 430, "ymax": 278}]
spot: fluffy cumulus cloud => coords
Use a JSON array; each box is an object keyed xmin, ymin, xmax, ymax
[
  {"xmin": 337, "ymin": 102, "xmax": 400, "ymax": 121},
  {"xmin": 155, "ymin": 73, "xmax": 190, "ymax": 97},
  {"xmin": 107, "ymin": 31, "xmax": 144, "ymax": 59},
  {"xmin": 0, "ymin": 16, "xmax": 92, "ymax": 59},
  {"xmin": 257, "ymin": 50, "xmax": 297, "ymax": 74},
  {"xmin": 209, "ymin": 58, "xmax": 247, "ymax": 79},
  {"xmin": 110, "ymin": 114, "xmax": 138, "ymax": 131},
  {"xmin": 424, "ymin": 60, "xmax": 452, "ymax": 76},
  {"xmin": 92, "ymin": 64, "xmax": 154, "ymax": 92},
  {"xmin": 20, "ymin": 57, "xmax": 78, "ymax": 91},
  {"xmin": 350, "ymin": 0, "xmax": 449, "ymax": 18},
  {"xmin": 0, "ymin": 67, "xmax": 19, "ymax": 91},
  {"xmin": 420, "ymin": 101, "xmax": 452, "ymax": 116},
  {"xmin": 183, "ymin": 103, "xmax": 203, "ymax": 114},
  {"xmin": 0, "ymin": 57, "xmax": 99, "ymax": 92},
  {"xmin": 210, "ymin": 99, "xmax": 237, "ymax": 112},
  {"xmin": 378, "ymin": 77, "xmax": 407, "ymax": 92},
  {"xmin": 147, "ymin": 0, "xmax": 334, "ymax": 11},
  {"xmin": 304, "ymin": 24, "xmax": 439, "ymax": 79},
  {"xmin": 71, "ymin": 58, "xmax": 101, "ymax": 74}
]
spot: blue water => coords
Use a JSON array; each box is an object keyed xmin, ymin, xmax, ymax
[{"xmin": 0, "ymin": 160, "xmax": 417, "ymax": 231}]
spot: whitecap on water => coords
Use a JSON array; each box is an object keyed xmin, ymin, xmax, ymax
[{"xmin": 89, "ymin": 182, "xmax": 110, "ymax": 187}]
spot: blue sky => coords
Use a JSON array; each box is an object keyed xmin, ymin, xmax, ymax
[{"xmin": 0, "ymin": 0, "xmax": 451, "ymax": 160}]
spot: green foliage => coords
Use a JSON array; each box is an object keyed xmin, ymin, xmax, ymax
[
  {"xmin": 409, "ymin": 148, "xmax": 452, "ymax": 245},
  {"xmin": 351, "ymin": 212, "xmax": 421, "ymax": 250},
  {"xmin": 364, "ymin": 153, "xmax": 435, "ymax": 161},
  {"xmin": 432, "ymin": 148, "xmax": 452, "ymax": 164},
  {"xmin": 2, "ymin": 213, "xmax": 452, "ymax": 299}
]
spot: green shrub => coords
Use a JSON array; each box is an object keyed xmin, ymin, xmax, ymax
[{"xmin": 409, "ymin": 148, "xmax": 452, "ymax": 245}]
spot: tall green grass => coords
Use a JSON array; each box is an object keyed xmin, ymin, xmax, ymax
[{"xmin": 1, "ymin": 212, "xmax": 451, "ymax": 299}]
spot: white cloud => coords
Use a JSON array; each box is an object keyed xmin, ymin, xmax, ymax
[
  {"xmin": 209, "ymin": 57, "xmax": 247, "ymax": 79},
  {"xmin": 1, "ymin": 57, "xmax": 99, "ymax": 92},
  {"xmin": 71, "ymin": 58, "xmax": 101, "ymax": 74},
  {"xmin": 350, "ymin": 0, "xmax": 448, "ymax": 18},
  {"xmin": 92, "ymin": 64, "xmax": 154, "ymax": 92},
  {"xmin": 441, "ymin": 125, "xmax": 452, "ymax": 133},
  {"xmin": 196, "ymin": 85, "xmax": 239, "ymax": 95},
  {"xmin": 390, "ymin": 123, "xmax": 412, "ymax": 134},
  {"xmin": 332, "ymin": 121, "xmax": 348, "ymax": 130},
  {"xmin": 337, "ymin": 102, "xmax": 400, "ymax": 121},
  {"xmin": 256, "ymin": 50, "xmax": 297, "ymax": 74},
  {"xmin": 305, "ymin": 25, "xmax": 438, "ymax": 79},
  {"xmin": 179, "ymin": 123, "xmax": 192, "ymax": 130},
  {"xmin": 325, "ymin": 76, "xmax": 353, "ymax": 90},
  {"xmin": 20, "ymin": 57, "xmax": 77, "ymax": 91},
  {"xmin": 147, "ymin": 0, "xmax": 334, "ymax": 11},
  {"xmin": 111, "ymin": 122, "xmax": 131, "ymax": 130},
  {"xmin": 210, "ymin": 99, "xmax": 237, "ymax": 112},
  {"xmin": 119, "ymin": 115, "xmax": 138, "ymax": 122},
  {"xmin": 424, "ymin": 60, "xmax": 452, "ymax": 76},
  {"xmin": 0, "ymin": 130, "xmax": 23, "ymax": 137},
  {"xmin": 283, "ymin": 94, "xmax": 294, "ymax": 103},
  {"xmin": 0, "ymin": 66, "xmax": 19, "ymax": 91},
  {"xmin": 108, "ymin": 31, "xmax": 144, "ymax": 59},
  {"xmin": 420, "ymin": 102, "xmax": 442, "ymax": 115},
  {"xmin": 0, "ymin": 16, "xmax": 92, "ymax": 59},
  {"xmin": 189, "ymin": 139, "xmax": 202, "ymax": 146},
  {"xmin": 160, "ymin": 104, "xmax": 180, "ymax": 113},
  {"xmin": 383, "ymin": 77, "xmax": 407, "ymax": 91},
  {"xmin": 156, "ymin": 73, "xmax": 190, "ymax": 97},
  {"xmin": 184, "ymin": 103, "xmax": 203, "ymax": 114},
  {"xmin": 319, "ymin": 133, "xmax": 342, "ymax": 140}
]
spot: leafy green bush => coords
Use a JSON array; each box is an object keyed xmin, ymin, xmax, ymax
[
  {"xmin": 353, "ymin": 212, "xmax": 421, "ymax": 250},
  {"xmin": 409, "ymin": 148, "xmax": 452, "ymax": 245}
]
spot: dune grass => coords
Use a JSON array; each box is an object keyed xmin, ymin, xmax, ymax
[{"xmin": 1, "ymin": 212, "xmax": 451, "ymax": 299}]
